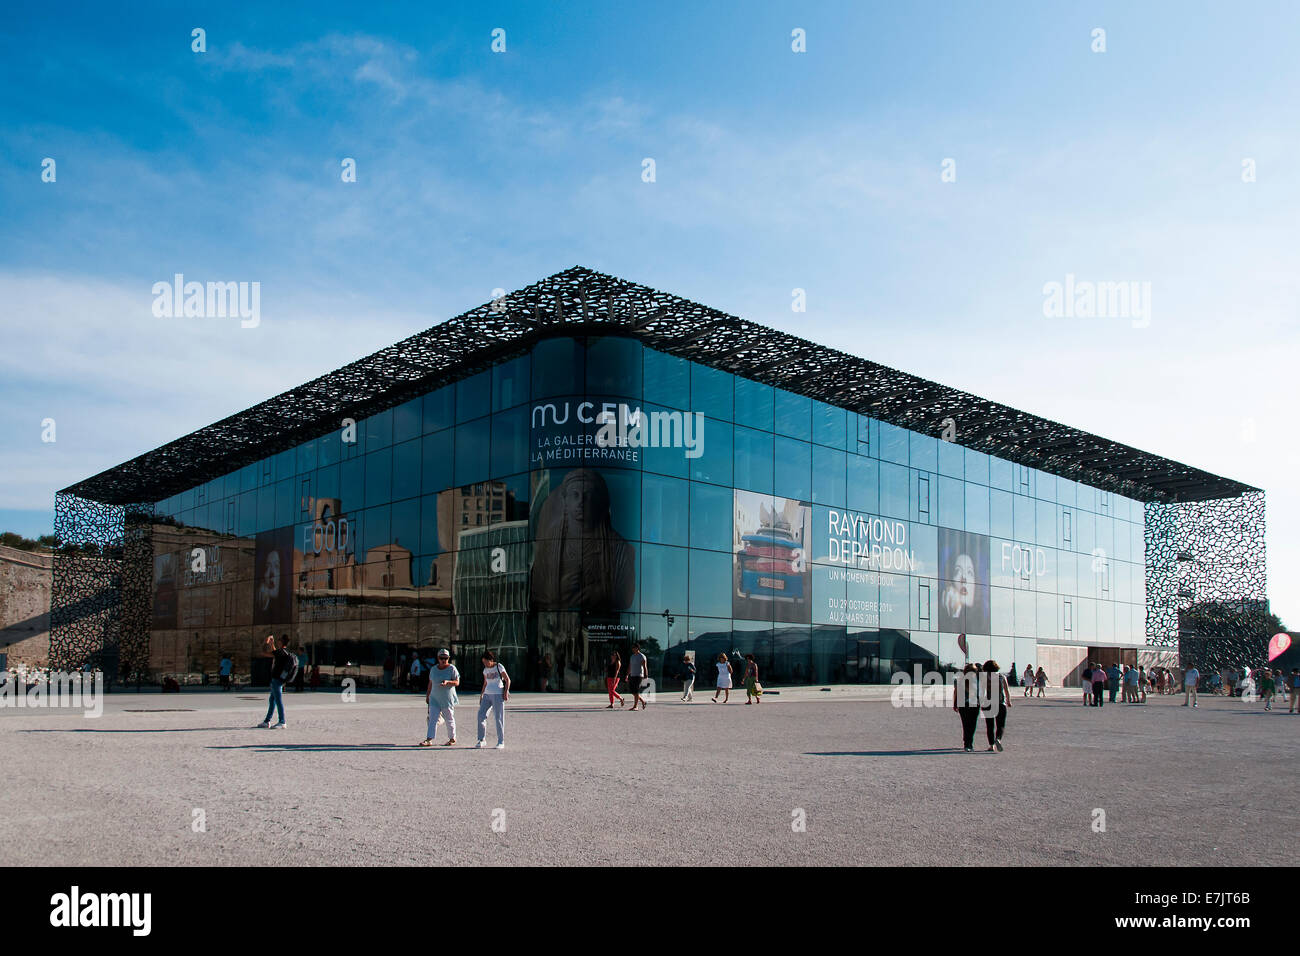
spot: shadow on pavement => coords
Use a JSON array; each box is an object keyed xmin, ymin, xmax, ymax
[
  {"xmin": 805, "ymin": 748, "xmax": 968, "ymax": 757},
  {"xmin": 19, "ymin": 726, "xmax": 250, "ymax": 734},
  {"xmin": 210, "ymin": 743, "xmax": 427, "ymax": 752}
]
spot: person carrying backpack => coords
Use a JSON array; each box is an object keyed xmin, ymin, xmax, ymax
[
  {"xmin": 257, "ymin": 633, "xmax": 296, "ymax": 729},
  {"xmin": 475, "ymin": 650, "xmax": 510, "ymax": 749}
]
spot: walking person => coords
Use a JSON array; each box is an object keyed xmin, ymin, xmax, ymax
[
  {"xmin": 1137, "ymin": 666, "xmax": 1148, "ymax": 703},
  {"xmin": 1260, "ymin": 668, "xmax": 1276, "ymax": 711},
  {"xmin": 712, "ymin": 652, "xmax": 733, "ymax": 703},
  {"xmin": 1091, "ymin": 663, "xmax": 1107, "ymax": 708},
  {"xmin": 1106, "ymin": 661, "xmax": 1121, "ymax": 703},
  {"xmin": 953, "ymin": 662, "xmax": 982, "ymax": 752},
  {"xmin": 421, "ymin": 649, "xmax": 460, "ymax": 746},
  {"xmin": 743, "ymin": 654, "xmax": 762, "ymax": 704},
  {"xmin": 626, "ymin": 642, "xmax": 649, "ymax": 710},
  {"xmin": 605, "ymin": 649, "xmax": 625, "ymax": 709},
  {"xmin": 1182, "ymin": 662, "xmax": 1200, "ymax": 708},
  {"xmin": 256, "ymin": 633, "xmax": 296, "ymax": 729},
  {"xmin": 1035, "ymin": 666, "xmax": 1047, "ymax": 698},
  {"xmin": 1289, "ymin": 669, "xmax": 1300, "ymax": 714},
  {"xmin": 475, "ymin": 650, "xmax": 510, "ymax": 749},
  {"xmin": 1022, "ymin": 664, "xmax": 1034, "ymax": 697},
  {"xmin": 218, "ymin": 653, "xmax": 233, "ymax": 691},
  {"xmin": 1081, "ymin": 663, "xmax": 1093, "ymax": 706},
  {"xmin": 980, "ymin": 660, "xmax": 1011, "ymax": 752},
  {"xmin": 680, "ymin": 656, "xmax": 696, "ymax": 703}
]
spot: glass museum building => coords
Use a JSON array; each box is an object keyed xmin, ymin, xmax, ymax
[{"xmin": 50, "ymin": 268, "xmax": 1266, "ymax": 691}]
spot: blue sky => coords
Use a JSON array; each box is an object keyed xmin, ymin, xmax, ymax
[{"xmin": 1, "ymin": 1, "xmax": 1297, "ymax": 622}]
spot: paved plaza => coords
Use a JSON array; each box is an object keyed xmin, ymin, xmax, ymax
[{"xmin": 1, "ymin": 685, "xmax": 1294, "ymax": 866}]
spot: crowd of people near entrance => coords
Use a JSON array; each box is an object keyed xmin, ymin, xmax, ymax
[{"xmin": 1077, "ymin": 661, "xmax": 1156, "ymax": 706}]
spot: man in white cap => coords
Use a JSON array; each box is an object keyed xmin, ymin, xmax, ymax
[{"xmin": 420, "ymin": 649, "xmax": 460, "ymax": 747}]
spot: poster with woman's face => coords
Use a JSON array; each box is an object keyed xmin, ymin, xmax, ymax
[
  {"xmin": 938, "ymin": 529, "xmax": 990, "ymax": 634},
  {"xmin": 253, "ymin": 527, "xmax": 295, "ymax": 625}
]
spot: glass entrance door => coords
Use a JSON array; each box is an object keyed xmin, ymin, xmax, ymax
[{"xmin": 536, "ymin": 611, "xmax": 583, "ymax": 692}]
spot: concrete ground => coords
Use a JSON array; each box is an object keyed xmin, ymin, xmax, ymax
[{"xmin": 1, "ymin": 684, "xmax": 1294, "ymax": 866}]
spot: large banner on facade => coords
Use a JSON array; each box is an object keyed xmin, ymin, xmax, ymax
[
  {"xmin": 937, "ymin": 528, "xmax": 991, "ymax": 635},
  {"xmin": 252, "ymin": 527, "xmax": 295, "ymax": 627},
  {"xmin": 733, "ymin": 490, "xmax": 812, "ymax": 623}
]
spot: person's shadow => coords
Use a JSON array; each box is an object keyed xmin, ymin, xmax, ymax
[
  {"xmin": 209, "ymin": 743, "xmax": 410, "ymax": 752},
  {"xmin": 805, "ymin": 748, "xmax": 969, "ymax": 757},
  {"xmin": 20, "ymin": 726, "xmax": 247, "ymax": 734}
]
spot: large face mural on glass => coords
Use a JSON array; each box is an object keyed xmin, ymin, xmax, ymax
[
  {"xmin": 253, "ymin": 527, "xmax": 295, "ymax": 626},
  {"xmin": 937, "ymin": 528, "xmax": 991, "ymax": 635},
  {"xmin": 530, "ymin": 467, "xmax": 637, "ymax": 692},
  {"xmin": 530, "ymin": 468, "xmax": 636, "ymax": 612}
]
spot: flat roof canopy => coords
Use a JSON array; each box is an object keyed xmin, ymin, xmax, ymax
[{"xmin": 62, "ymin": 266, "xmax": 1258, "ymax": 506}]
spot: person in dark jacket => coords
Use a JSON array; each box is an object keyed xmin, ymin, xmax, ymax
[
  {"xmin": 953, "ymin": 662, "xmax": 982, "ymax": 752},
  {"xmin": 257, "ymin": 633, "xmax": 294, "ymax": 729},
  {"xmin": 981, "ymin": 660, "xmax": 1012, "ymax": 751}
]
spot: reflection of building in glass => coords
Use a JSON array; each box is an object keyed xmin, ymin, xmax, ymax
[
  {"xmin": 453, "ymin": 520, "xmax": 529, "ymax": 651},
  {"xmin": 454, "ymin": 482, "xmax": 509, "ymax": 528},
  {"xmin": 54, "ymin": 269, "xmax": 1265, "ymax": 691},
  {"xmin": 299, "ymin": 498, "xmax": 359, "ymax": 591}
]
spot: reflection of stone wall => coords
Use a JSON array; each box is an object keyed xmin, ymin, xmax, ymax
[
  {"xmin": 0, "ymin": 545, "xmax": 52, "ymax": 667},
  {"xmin": 153, "ymin": 526, "xmax": 256, "ymax": 633},
  {"xmin": 1144, "ymin": 491, "xmax": 1267, "ymax": 645}
]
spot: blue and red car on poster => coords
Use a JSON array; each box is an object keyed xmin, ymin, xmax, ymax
[{"xmin": 738, "ymin": 525, "xmax": 805, "ymax": 601}]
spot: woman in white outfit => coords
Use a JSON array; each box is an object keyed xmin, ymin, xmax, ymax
[
  {"xmin": 712, "ymin": 652, "xmax": 733, "ymax": 704},
  {"xmin": 475, "ymin": 650, "xmax": 510, "ymax": 749}
]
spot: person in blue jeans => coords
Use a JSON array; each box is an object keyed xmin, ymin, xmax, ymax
[
  {"xmin": 257, "ymin": 634, "xmax": 294, "ymax": 729},
  {"xmin": 475, "ymin": 650, "xmax": 510, "ymax": 749}
]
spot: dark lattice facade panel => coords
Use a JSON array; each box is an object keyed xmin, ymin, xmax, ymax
[
  {"xmin": 61, "ymin": 266, "xmax": 1256, "ymax": 507},
  {"xmin": 119, "ymin": 504, "xmax": 156, "ymax": 682},
  {"xmin": 1178, "ymin": 633, "xmax": 1269, "ymax": 673},
  {"xmin": 50, "ymin": 493, "xmax": 125, "ymax": 671},
  {"xmin": 1144, "ymin": 491, "xmax": 1267, "ymax": 645}
]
